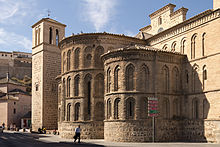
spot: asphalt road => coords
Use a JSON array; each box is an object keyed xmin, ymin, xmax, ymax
[
  {"xmin": 0, "ymin": 132, "xmax": 102, "ymax": 147},
  {"xmin": 0, "ymin": 131, "xmax": 220, "ymax": 147}
]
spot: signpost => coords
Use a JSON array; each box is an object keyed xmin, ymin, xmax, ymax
[{"xmin": 148, "ymin": 97, "xmax": 158, "ymax": 143}]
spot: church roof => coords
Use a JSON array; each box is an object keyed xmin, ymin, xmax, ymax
[{"xmin": 32, "ymin": 18, "xmax": 66, "ymax": 28}]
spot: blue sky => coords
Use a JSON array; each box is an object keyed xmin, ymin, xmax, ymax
[{"xmin": 0, "ymin": 0, "xmax": 213, "ymax": 53}]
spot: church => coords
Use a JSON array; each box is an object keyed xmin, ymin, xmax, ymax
[{"xmin": 31, "ymin": 0, "xmax": 220, "ymax": 142}]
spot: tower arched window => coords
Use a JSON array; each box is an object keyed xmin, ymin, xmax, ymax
[
  {"xmin": 192, "ymin": 65, "xmax": 199, "ymax": 92},
  {"xmin": 74, "ymin": 75, "xmax": 80, "ymax": 96},
  {"xmin": 191, "ymin": 34, "xmax": 197, "ymax": 59},
  {"xmin": 162, "ymin": 65, "xmax": 169, "ymax": 93},
  {"xmin": 125, "ymin": 64, "xmax": 135, "ymax": 91},
  {"xmin": 114, "ymin": 98, "xmax": 120, "ymax": 119},
  {"xmin": 107, "ymin": 99, "xmax": 112, "ymax": 119},
  {"xmin": 74, "ymin": 48, "xmax": 80, "ymax": 69},
  {"xmin": 49, "ymin": 27, "xmax": 53, "ymax": 44},
  {"xmin": 95, "ymin": 102, "xmax": 104, "ymax": 121},
  {"xmin": 126, "ymin": 97, "xmax": 135, "ymax": 119},
  {"xmin": 114, "ymin": 66, "xmax": 120, "ymax": 91},
  {"xmin": 74, "ymin": 103, "xmax": 80, "ymax": 121},
  {"xmin": 67, "ymin": 103, "xmax": 71, "ymax": 121},
  {"xmin": 67, "ymin": 76, "xmax": 71, "ymax": 97},
  {"xmin": 202, "ymin": 33, "xmax": 206, "ymax": 56},
  {"xmin": 67, "ymin": 50, "xmax": 71, "ymax": 71},
  {"xmin": 94, "ymin": 46, "xmax": 104, "ymax": 68},
  {"xmin": 107, "ymin": 68, "xmax": 111, "ymax": 93},
  {"xmin": 56, "ymin": 29, "xmax": 59, "ymax": 46}
]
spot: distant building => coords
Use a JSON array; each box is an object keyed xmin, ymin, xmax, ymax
[
  {"xmin": 0, "ymin": 51, "xmax": 32, "ymax": 79},
  {"xmin": 0, "ymin": 76, "xmax": 31, "ymax": 129}
]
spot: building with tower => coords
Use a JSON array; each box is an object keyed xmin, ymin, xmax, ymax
[{"xmin": 32, "ymin": 0, "xmax": 220, "ymax": 143}]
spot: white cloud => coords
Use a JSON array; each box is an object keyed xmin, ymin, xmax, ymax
[
  {"xmin": 0, "ymin": 0, "xmax": 36, "ymax": 24},
  {"xmin": 0, "ymin": 28, "xmax": 32, "ymax": 50},
  {"xmin": 82, "ymin": 0, "xmax": 117, "ymax": 32}
]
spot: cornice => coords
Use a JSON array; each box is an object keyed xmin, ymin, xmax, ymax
[
  {"xmin": 149, "ymin": 3, "xmax": 176, "ymax": 19},
  {"xmin": 147, "ymin": 9, "xmax": 219, "ymax": 45}
]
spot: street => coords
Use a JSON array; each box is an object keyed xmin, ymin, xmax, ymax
[{"xmin": 0, "ymin": 131, "xmax": 220, "ymax": 147}]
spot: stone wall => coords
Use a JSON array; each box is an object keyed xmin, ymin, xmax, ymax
[{"xmin": 59, "ymin": 121, "xmax": 104, "ymax": 139}]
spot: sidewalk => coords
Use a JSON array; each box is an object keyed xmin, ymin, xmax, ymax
[{"xmin": 2, "ymin": 130, "xmax": 220, "ymax": 147}]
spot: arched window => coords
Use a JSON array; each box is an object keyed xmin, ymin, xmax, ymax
[
  {"xmin": 158, "ymin": 16, "xmax": 162, "ymax": 25},
  {"xmin": 49, "ymin": 27, "xmax": 53, "ymax": 44},
  {"xmin": 107, "ymin": 98, "xmax": 112, "ymax": 119},
  {"xmin": 163, "ymin": 98, "xmax": 170, "ymax": 119},
  {"xmin": 63, "ymin": 78, "xmax": 66, "ymax": 98},
  {"xmin": 203, "ymin": 99, "xmax": 209, "ymax": 119},
  {"xmin": 84, "ymin": 74, "xmax": 92, "ymax": 120},
  {"xmin": 74, "ymin": 103, "xmax": 80, "ymax": 121},
  {"xmin": 67, "ymin": 50, "xmax": 71, "ymax": 71},
  {"xmin": 126, "ymin": 64, "xmax": 135, "ymax": 91},
  {"xmin": 158, "ymin": 27, "xmax": 164, "ymax": 33},
  {"xmin": 95, "ymin": 102, "xmax": 104, "ymax": 121},
  {"xmin": 114, "ymin": 66, "xmax": 120, "ymax": 91},
  {"xmin": 107, "ymin": 68, "xmax": 111, "ymax": 93},
  {"xmin": 74, "ymin": 48, "xmax": 80, "ymax": 69},
  {"xmin": 162, "ymin": 44, "xmax": 168, "ymax": 50},
  {"xmin": 173, "ymin": 98, "xmax": 180, "ymax": 118},
  {"xmin": 94, "ymin": 46, "xmax": 104, "ymax": 68},
  {"xmin": 202, "ymin": 33, "xmax": 206, "ymax": 56},
  {"xmin": 181, "ymin": 38, "xmax": 186, "ymax": 54},
  {"xmin": 162, "ymin": 65, "xmax": 169, "ymax": 93},
  {"xmin": 185, "ymin": 70, "xmax": 189, "ymax": 84},
  {"xmin": 95, "ymin": 73, "xmax": 104, "ymax": 97},
  {"xmin": 192, "ymin": 98, "xmax": 199, "ymax": 119},
  {"xmin": 63, "ymin": 52, "xmax": 66, "ymax": 73},
  {"xmin": 191, "ymin": 34, "xmax": 197, "ymax": 59},
  {"xmin": 67, "ymin": 76, "xmax": 71, "ymax": 97},
  {"xmin": 35, "ymin": 28, "xmax": 38, "ymax": 46},
  {"xmin": 67, "ymin": 103, "xmax": 71, "ymax": 121},
  {"xmin": 114, "ymin": 98, "xmax": 120, "ymax": 119},
  {"xmin": 126, "ymin": 97, "xmax": 135, "ymax": 119},
  {"xmin": 140, "ymin": 64, "xmax": 149, "ymax": 91},
  {"xmin": 192, "ymin": 65, "xmax": 199, "ymax": 92},
  {"xmin": 74, "ymin": 75, "xmax": 80, "ymax": 96},
  {"xmin": 84, "ymin": 46, "xmax": 92, "ymax": 68},
  {"xmin": 202, "ymin": 65, "xmax": 207, "ymax": 90},
  {"xmin": 171, "ymin": 41, "xmax": 177, "ymax": 52},
  {"xmin": 172, "ymin": 67, "xmax": 179, "ymax": 92},
  {"xmin": 55, "ymin": 29, "xmax": 59, "ymax": 45}
]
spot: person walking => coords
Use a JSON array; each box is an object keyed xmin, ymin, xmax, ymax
[{"xmin": 74, "ymin": 125, "xmax": 81, "ymax": 143}]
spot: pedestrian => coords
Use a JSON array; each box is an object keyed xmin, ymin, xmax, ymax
[
  {"xmin": 74, "ymin": 125, "xmax": 81, "ymax": 143},
  {"xmin": 2, "ymin": 123, "xmax": 5, "ymax": 130}
]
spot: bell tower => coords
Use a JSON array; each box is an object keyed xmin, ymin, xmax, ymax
[
  {"xmin": 214, "ymin": 0, "xmax": 220, "ymax": 9},
  {"xmin": 31, "ymin": 18, "xmax": 66, "ymax": 131}
]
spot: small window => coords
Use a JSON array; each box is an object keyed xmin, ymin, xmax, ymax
[
  {"xmin": 14, "ymin": 102, "xmax": 16, "ymax": 105},
  {"xmin": 14, "ymin": 109, "xmax": 16, "ymax": 114},
  {"xmin": 158, "ymin": 16, "xmax": 162, "ymax": 25},
  {"xmin": 36, "ymin": 84, "xmax": 39, "ymax": 91}
]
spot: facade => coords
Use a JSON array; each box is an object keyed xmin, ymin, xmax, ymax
[
  {"xmin": 0, "ymin": 51, "xmax": 32, "ymax": 79},
  {"xmin": 0, "ymin": 76, "xmax": 31, "ymax": 129},
  {"xmin": 32, "ymin": 0, "xmax": 220, "ymax": 143}
]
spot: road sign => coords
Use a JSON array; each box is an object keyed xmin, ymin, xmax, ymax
[{"xmin": 148, "ymin": 97, "xmax": 158, "ymax": 116}]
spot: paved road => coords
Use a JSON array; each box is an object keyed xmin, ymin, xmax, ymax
[{"xmin": 0, "ymin": 131, "xmax": 220, "ymax": 147}]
